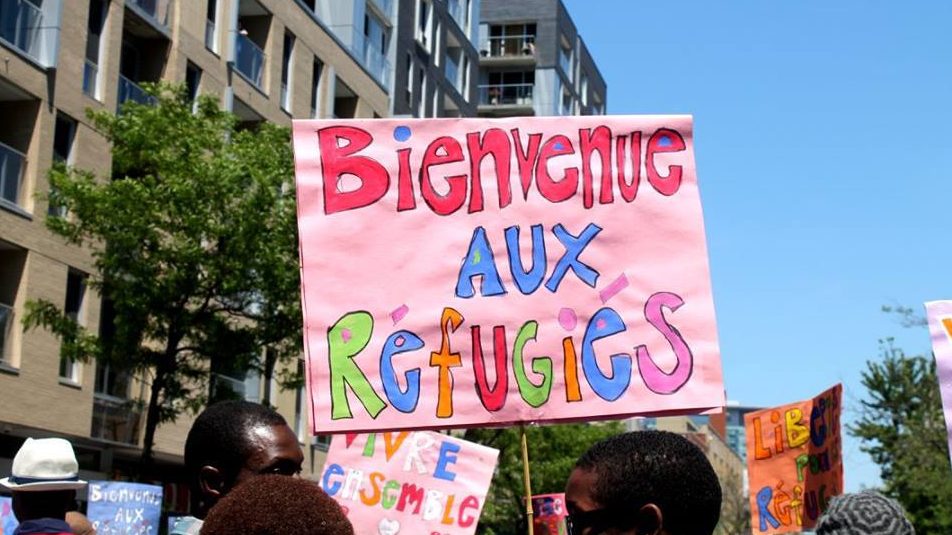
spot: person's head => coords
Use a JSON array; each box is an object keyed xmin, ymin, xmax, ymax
[
  {"xmin": 199, "ymin": 474, "xmax": 353, "ymax": 535},
  {"xmin": 184, "ymin": 400, "xmax": 304, "ymax": 517},
  {"xmin": 816, "ymin": 491, "xmax": 914, "ymax": 535},
  {"xmin": 564, "ymin": 430, "xmax": 722, "ymax": 535},
  {"xmin": 0, "ymin": 437, "xmax": 87, "ymax": 522}
]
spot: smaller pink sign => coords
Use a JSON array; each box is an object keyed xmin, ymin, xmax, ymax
[
  {"xmin": 319, "ymin": 431, "xmax": 499, "ymax": 535},
  {"xmin": 532, "ymin": 493, "xmax": 568, "ymax": 535}
]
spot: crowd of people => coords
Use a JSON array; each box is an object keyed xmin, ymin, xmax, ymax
[{"xmin": 0, "ymin": 400, "xmax": 916, "ymax": 535}]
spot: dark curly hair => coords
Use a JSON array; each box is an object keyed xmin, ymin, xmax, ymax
[
  {"xmin": 199, "ymin": 475, "xmax": 354, "ymax": 535},
  {"xmin": 574, "ymin": 430, "xmax": 722, "ymax": 535},
  {"xmin": 184, "ymin": 400, "xmax": 288, "ymax": 488}
]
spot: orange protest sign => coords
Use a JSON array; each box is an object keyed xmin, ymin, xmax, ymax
[{"xmin": 744, "ymin": 384, "xmax": 843, "ymax": 534}]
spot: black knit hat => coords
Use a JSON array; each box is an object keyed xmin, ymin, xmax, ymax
[{"xmin": 816, "ymin": 491, "xmax": 915, "ymax": 535}]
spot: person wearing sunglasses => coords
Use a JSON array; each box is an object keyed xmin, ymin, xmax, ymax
[{"xmin": 564, "ymin": 430, "xmax": 722, "ymax": 535}]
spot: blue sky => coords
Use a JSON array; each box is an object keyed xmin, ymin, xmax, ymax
[{"xmin": 562, "ymin": 0, "xmax": 952, "ymax": 490}]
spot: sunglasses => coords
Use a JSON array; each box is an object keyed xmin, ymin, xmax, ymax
[{"xmin": 564, "ymin": 507, "xmax": 634, "ymax": 535}]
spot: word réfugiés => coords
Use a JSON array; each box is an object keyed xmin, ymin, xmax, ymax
[
  {"xmin": 326, "ymin": 295, "xmax": 694, "ymax": 421},
  {"xmin": 316, "ymin": 125, "xmax": 687, "ymax": 215}
]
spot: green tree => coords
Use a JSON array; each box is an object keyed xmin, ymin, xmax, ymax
[
  {"xmin": 24, "ymin": 83, "xmax": 301, "ymax": 474},
  {"xmin": 851, "ymin": 338, "xmax": 952, "ymax": 532},
  {"xmin": 466, "ymin": 422, "xmax": 624, "ymax": 535}
]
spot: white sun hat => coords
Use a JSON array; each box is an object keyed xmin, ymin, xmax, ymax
[{"xmin": 0, "ymin": 437, "xmax": 88, "ymax": 491}]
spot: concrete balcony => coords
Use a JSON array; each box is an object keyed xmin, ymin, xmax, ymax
[{"xmin": 0, "ymin": 140, "xmax": 26, "ymax": 208}]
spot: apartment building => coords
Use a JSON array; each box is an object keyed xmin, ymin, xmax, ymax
[
  {"xmin": 477, "ymin": 0, "xmax": 606, "ymax": 117},
  {"xmin": 0, "ymin": 0, "xmax": 390, "ymax": 513},
  {"xmin": 393, "ymin": 0, "xmax": 480, "ymax": 117}
]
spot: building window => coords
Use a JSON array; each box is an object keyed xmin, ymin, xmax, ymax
[
  {"xmin": 482, "ymin": 70, "xmax": 534, "ymax": 105},
  {"xmin": 59, "ymin": 269, "xmax": 87, "ymax": 384},
  {"xmin": 580, "ymin": 73, "xmax": 589, "ymax": 107},
  {"xmin": 405, "ymin": 53, "xmax": 413, "ymax": 107},
  {"xmin": 0, "ymin": 244, "xmax": 26, "ymax": 368},
  {"xmin": 49, "ymin": 114, "xmax": 77, "ymax": 217},
  {"xmin": 313, "ymin": 434, "xmax": 331, "ymax": 452},
  {"xmin": 185, "ymin": 62, "xmax": 202, "ymax": 107},
  {"xmin": 362, "ymin": 11, "xmax": 389, "ymax": 86},
  {"xmin": 485, "ymin": 23, "xmax": 536, "ymax": 58},
  {"xmin": 559, "ymin": 35, "xmax": 573, "ymax": 80},
  {"xmin": 280, "ymin": 32, "xmax": 295, "ymax": 112},
  {"xmin": 310, "ymin": 57, "xmax": 323, "ymax": 118},
  {"xmin": 84, "ymin": 0, "xmax": 108, "ymax": 99},
  {"xmin": 415, "ymin": 0, "xmax": 432, "ymax": 49},
  {"xmin": 205, "ymin": 0, "xmax": 219, "ymax": 52}
]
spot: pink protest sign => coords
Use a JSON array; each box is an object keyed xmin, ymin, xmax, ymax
[
  {"xmin": 532, "ymin": 494, "xmax": 568, "ymax": 535},
  {"xmin": 292, "ymin": 115, "xmax": 724, "ymax": 433},
  {"xmin": 925, "ymin": 300, "xmax": 952, "ymax": 469},
  {"xmin": 318, "ymin": 431, "xmax": 498, "ymax": 535}
]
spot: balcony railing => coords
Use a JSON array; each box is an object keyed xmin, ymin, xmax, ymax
[
  {"xmin": 83, "ymin": 59, "xmax": 98, "ymax": 98},
  {"xmin": 446, "ymin": 0, "xmax": 466, "ymax": 30},
  {"xmin": 368, "ymin": 0, "xmax": 393, "ymax": 18},
  {"xmin": 479, "ymin": 83, "xmax": 533, "ymax": 106},
  {"xmin": 117, "ymin": 75, "xmax": 156, "ymax": 109},
  {"xmin": 235, "ymin": 33, "xmax": 265, "ymax": 88},
  {"xmin": 91, "ymin": 394, "xmax": 142, "ymax": 445},
  {"xmin": 0, "ymin": 303, "xmax": 13, "ymax": 363},
  {"xmin": 127, "ymin": 0, "xmax": 170, "ymax": 29},
  {"xmin": 0, "ymin": 140, "xmax": 26, "ymax": 206},
  {"xmin": 361, "ymin": 40, "xmax": 390, "ymax": 87},
  {"xmin": 480, "ymin": 35, "xmax": 535, "ymax": 59},
  {"xmin": 0, "ymin": 0, "xmax": 42, "ymax": 62}
]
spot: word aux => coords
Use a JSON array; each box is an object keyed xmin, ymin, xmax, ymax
[
  {"xmin": 320, "ymin": 431, "xmax": 498, "ymax": 535},
  {"xmin": 87, "ymin": 482, "xmax": 163, "ymax": 535},
  {"xmin": 744, "ymin": 385, "xmax": 842, "ymax": 535}
]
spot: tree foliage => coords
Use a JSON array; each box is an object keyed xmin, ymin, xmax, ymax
[
  {"xmin": 465, "ymin": 422, "xmax": 624, "ymax": 535},
  {"xmin": 850, "ymin": 338, "xmax": 952, "ymax": 532},
  {"xmin": 24, "ymin": 83, "xmax": 300, "ymax": 473}
]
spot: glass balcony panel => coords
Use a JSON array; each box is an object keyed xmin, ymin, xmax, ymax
[
  {"xmin": 0, "ymin": 0, "xmax": 42, "ymax": 61},
  {"xmin": 446, "ymin": 0, "xmax": 466, "ymax": 29},
  {"xmin": 235, "ymin": 33, "xmax": 265, "ymax": 88},
  {"xmin": 361, "ymin": 40, "xmax": 390, "ymax": 87},
  {"xmin": 480, "ymin": 35, "xmax": 535, "ymax": 58},
  {"xmin": 117, "ymin": 75, "xmax": 157, "ymax": 108},
  {"xmin": 479, "ymin": 83, "xmax": 533, "ymax": 106}
]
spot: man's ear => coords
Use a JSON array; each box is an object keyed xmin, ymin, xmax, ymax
[
  {"xmin": 635, "ymin": 503, "xmax": 663, "ymax": 535},
  {"xmin": 198, "ymin": 465, "xmax": 225, "ymax": 500}
]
